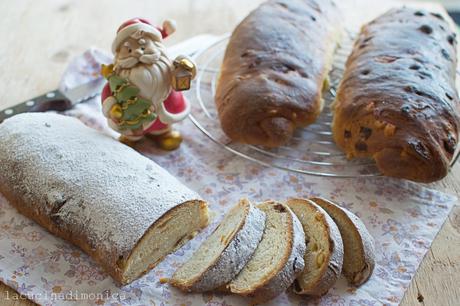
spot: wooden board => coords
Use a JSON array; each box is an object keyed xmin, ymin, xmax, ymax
[{"xmin": 0, "ymin": 0, "xmax": 459, "ymax": 305}]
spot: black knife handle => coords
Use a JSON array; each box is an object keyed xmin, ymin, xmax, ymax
[{"xmin": 0, "ymin": 90, "xmax": 72, "ymax": 123}]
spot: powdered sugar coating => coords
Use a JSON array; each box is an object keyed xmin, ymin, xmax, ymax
[
  {"xmin": 189, "ymin": 201, "xmax": 266, "ymax": 292},
  {"xmin": 0, "ymin": 113, "xmax": 201, "ymax": 274}
]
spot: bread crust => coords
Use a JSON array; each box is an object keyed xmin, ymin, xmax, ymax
[
  {"xmin": 215, "ymin": 0, "xmax": 342, "ymax": 147},
  {"xmin": 286, "ymin": 198, "xmax": 343, "ymax": 296},
  {"xmin": 170, "ymin": 199, "xmax": 266, "ymax": 292},
  {"xmin": 0, "ymin": 113, "xmax": 209, "ymax": 284},
  {"xmin": 310, "ymin": 197, "xmax": 375, "ymax": 286},
  {"xmin": 332, "ymin": 7, "xmax": 460, "ymax": 182}
]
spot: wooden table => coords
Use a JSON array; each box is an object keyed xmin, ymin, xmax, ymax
[{"xmin": 0, "ymin": 0, "xmax": 459, "ymax": 305}]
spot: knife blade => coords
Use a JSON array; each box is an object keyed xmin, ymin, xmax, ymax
[
  {"xmin": 0, "ymin": 77, "xmax": 105, "ymax": 123},
  {"xmin": 0, "ymin": 34, "xmax": 223, "ymax": 124}
]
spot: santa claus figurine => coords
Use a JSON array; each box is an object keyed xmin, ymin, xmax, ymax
[{"xmin": 101, "ymin": 18, "xmax": 197, "ymax": 150}]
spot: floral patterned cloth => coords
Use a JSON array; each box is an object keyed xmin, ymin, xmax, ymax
[{"xmin": 0, "ymin": 48, "xmax": 457, "ymax": 306}]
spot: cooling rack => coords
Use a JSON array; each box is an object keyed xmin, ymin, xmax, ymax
[{"xmin": 188, "ymin": 31, "xmax": 460, "ymax": 177}]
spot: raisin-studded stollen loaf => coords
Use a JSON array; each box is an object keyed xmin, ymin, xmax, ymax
[
  {"xmin": 215, "ymin": 0, "xmax": 343, "ymax": 147},
  {"xmin": 0, "ymin": 113, "xmax": 209, "ymax": 284},
  {"xmin": 332, "ymin": 7, "xmax": 460, "ymax": 182}
]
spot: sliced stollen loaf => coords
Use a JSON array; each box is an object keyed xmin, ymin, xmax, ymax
[
  {"xmin": 310, "ymin": 197, "xmax": 375, "ymax": 286},
  {"xmin": 286, "ymin": 198, "xmax": 343, "ymax": 296},
  {"xmin": 228, "ymin": 201, "xmax": 306, "ymax": 303},
  {"xmin": 0, "ymin": 113, "xmax": 209, "ymax": 285},
  {"xmin": 170, "ymin": 199, "xmax": 266, "ymax": 292}
]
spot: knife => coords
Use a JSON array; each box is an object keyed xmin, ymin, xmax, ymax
[
  {"xmin": 0, "ymin": 34, "xmax": 223, "ymax": 124},
  {"xmin": 0, "ymin": 77, "xmax": 105, "ymax": 124}
]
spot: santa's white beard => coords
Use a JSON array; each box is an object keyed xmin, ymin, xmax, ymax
[{"xmin": 117, "ymin": 54, "xmax": 172, "ymax": 108}]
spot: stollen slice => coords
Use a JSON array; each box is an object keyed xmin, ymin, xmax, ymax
[
  {"xmin": 310, "ymin": 197, "xmax": 375, "ymax": 286},
  {"xmin": 170, "ymin": 199, "xmax": 266, "ymax": 292},
  {"xmin": 228, "ymin": 201, "xmax": 306, "ymax": 303},
  {"xmin": 286, "ymin": 198, "xmax": 344, "ymax": 296}
]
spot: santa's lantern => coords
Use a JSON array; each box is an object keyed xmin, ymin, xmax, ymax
[{"xmin": 172, "ymin": 56, "xmax": 197, "ymax": 91}]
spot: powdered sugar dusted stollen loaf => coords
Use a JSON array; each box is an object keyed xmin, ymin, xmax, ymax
[
  {"xmin": 229, "ymin": 201, "xmax": 306, "ymax": 303},
  {"xmin": 170, "ymin": 199, "xmax": 266, "ymax": 292},
  {"xmin": 0, "ymin": 113, "xmax": 209, "ymax": 285}
]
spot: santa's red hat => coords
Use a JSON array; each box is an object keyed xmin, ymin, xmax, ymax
[{"xmin": 111, "ymin": 18, "xmax": 176, "ymax": 54}]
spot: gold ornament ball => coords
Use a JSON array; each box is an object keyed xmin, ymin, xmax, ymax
[{"xmin": 158, "ymin": 131, "xmax": 183, "ymax": 151}]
